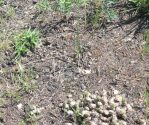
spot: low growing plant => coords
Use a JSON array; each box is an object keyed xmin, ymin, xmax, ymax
[
  {"xmin": 143, "ymin": 30, "xmax": 149, "ymax": 54},
  {"xmin": 13, "ymin": 29, "xmax": 39, "ymax": 59},
  {"xmin": 129, "ymin": 0, "xmax": 149, "ymax": 14},
  {"xmin": 58, "ymin": 0, "xmax": 73, "ymax": 13},
  {"xmin": 36, "ymin": 0, "xmax": 51, "ymax": 12}
]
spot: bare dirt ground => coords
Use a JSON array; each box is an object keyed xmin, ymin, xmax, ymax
[{"xmin": 0, "ymin": 0, "xmax": 149, "ymax": 125}]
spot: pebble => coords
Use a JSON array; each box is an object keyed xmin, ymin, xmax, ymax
[
  {"xmin": 64, "ymin": 103, "xmax": 69, "ymax": 109},
  {"xmin": 109, "ymin": 98, "xmax": 119, "ymax": 108},
  {"xmin": 116, "ymin": 107, "xmax": 127, "ymax": 120},
  {"xmin": 82, "ymin": 110, "xmax": 90, "ymax": 117},
  {"xmin": 115, "ymin": 95, "xmax": 123, "ymax": 103},
  {"xmin": 113, "ymin": 90, "xmax": 119, "ymax": 95},
  {"xmin": 101, "ymin": 96, "xmax": 108, "ymax": 105},
  {"xmin": 59, "ymin": 103, "xmax": 63, "ymax": 108},
  {"xmin": 103, "ymin": 110, "xmax": 110, "ymax": 117},
  {"xmin": 86, "ymin": 97, "xmax": 93, "ymax": 103},
  {"xmin": 119, "ymin": 120, "xmax": 127, "ymax": 125},
  {"xmin": 67, "ymin": 94, "xmax": 72, "ymax": 98},
  {"xmin": 126, "ymin": 104, "xmax": 133, "ymax": 112},
  {"xmin": 89, "ymin": 103, "xmax": 96, "ymax": 109},
  {"xmin": 139, "ymin": 119, "xmax": 147, "ymax": 125},
  {"xmin": 100, "ymin": 116, "xmax": 110, "ymax": 122},
  {"xmin": 91, "ymin": 94, "xmax": 97, "ymax": 100},
  {"xmin": 102, "ymin": 89, "xmax": 107, "ymax": 96},
  {"xmin": 90, "ymin": 111, "xmax": 99, "ymax": 118},
  {"xmin": 67, "ymin": 110, "xmax": 74, "ymax": 116},
  {"xmin": 17, "ymin": 103, "xmax": 23, "ymax": 110},
  {"xmin": 89, "ymin": 121, "xmax": 97, "ymax": 125},
  {"xmin": 97, "ymin": 101, "xmax": 103, "ymax": 107},
  {"xmin": 101, "ymin": 122, "xmax": 109, "ymax": 125},
  {"xmin": 70, "ymin": 101, "xmax": 76, "ymax": 107},
  {"xmin": 64, "ymin": 123, "xmax": 73, "ymax": 125}
]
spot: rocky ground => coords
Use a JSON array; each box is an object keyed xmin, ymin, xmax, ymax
[{"xmin": 0, "ymin": 0, "xmax": 149, "ymax": 125}]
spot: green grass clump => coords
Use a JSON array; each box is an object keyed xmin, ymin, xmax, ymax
[
  {"xmin": 0, "ymin": 0, "xmax": 4, "ymax": 6},
  {"xmin": 59, "ymin": 0, "xmax": 73, "ymax": 13},
  {"xmin": 129, "ymin": 0, "xmax": 149, "ymax": 14},
  {"xmin": 143, "ymin": 30, "xmax": 149, "ymax": 54},
  {"xmin": 87, "ymin": 0, "xmax": 117, "ymax": 27},
  {"xmin": 36, "ymin": 0, "xmax": 51, "ymax": 12},
  {"xmin": 14, "ymin": 29, "xmax": 39, "ymax": 59}
]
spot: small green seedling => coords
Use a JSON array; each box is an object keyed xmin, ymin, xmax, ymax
[
  {"xmin": 86, "ymin": 0, "xmax": 117, "ymax": 27},
  {"xmin": 0, "ymin": 0, "xmax": 4, "ymax": 6},
  {"xmin": 143, "ymin": 30, "xmax": 149, "ymax": 54},
  {"xmin": 36, "ymin": 0, "xmax": 51, "ymax": 12},
  {"xmin": 144, "ymin": 90, "xmax": 149, "ymax": 118},
  {"xmin": 14, "ymin": 29, "xmax": 39, "ymax": 59},
  {"xmin": 11, "ymin": 62, "xmax": 37, "ymax": 93},
  {"xmin": 59, "ymin": 0, "xmax": 73, "ymax": 13},
  {"xmin": 129, "ymin": 0, "xmax": 149, "ymax": 14},
  {"xmin": 23, "ymin": 104, "xmax": 41, "ymax": 124},
  {"xmin": 6, "ymin": 6, "xmax": 15, "ymax": 18}
]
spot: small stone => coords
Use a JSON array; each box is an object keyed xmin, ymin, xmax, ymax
[
  {"xmin": 67, "ymin": 94, "xmax": 72, "ymax": 98},
  {"xmin": 89, "ymin": 103, "xmax": 96, "ymax": 109},
  {"xmin": 109, "ymin": 98, "xmax": 119, "ymax": 108},
  {"xmin": 95, "ymin": 91, "xmax": 99, "ymax": 94},
  {"xmin": 64, "ymin": 103, "xmax": 69, "ymax": 109},
  {"xmin": 91, "ymin": 94, "xmax": 97, "ymax": 100},
  {"xmin": 96, "ymin": 108, "xmax": 104, "ymax": 114},
  {"xmin": 119, "ymin": 120, "xmax": 127, "ymax": 125},
  {"xmin": 86, "ymin": 97, "xmax": 93, "ymax": 103},
  {"xmin": 101, "ymin": 96, "xmax": 108, "ymax": 105},
  {"xmin": 70, "ymin": 101, "xmax": 76, "ymax": 107},
  {"xmin": 32, "ymin": 0, "xmax": 37, "ymax": 4},
  {"xmin": 100, "ymin": 116, "xmax": 110, "ymax": 122},
  {"xmin": 59, "ymin": 103, "xmax": 63, "ymax": 108},
  {"xmin": 116, "ymin": 107, "xmax": 127, "ymax": 120},
  {"xmin": 126, "ymin": 104, "xmax": 133, "ymax": 112},
  {"xmin": 97, "ymin": 102, "xmax": 103, "ymax": 107},
  {"xmin": 92, "ymin": 118, "xmax": 98, "ymax": 123},
  {"xmin": 113, "ymin": 90, "xmax": 119, "ymax": 95},
  {"xmin": 82, "ymin": 110, "xmax": 90, "ymax": 118},
  {"xmin": 111, "ymin": 113, "xmax": 118, "ymax": 125},
  {"xmin": 85, "ymin": 106, "xmax": 90, "ymax": 110},
  {"xmin": 103, "ymin": 110, "xmax": 110, "ymax": 117},
  {"xmin": 102, "ymin": 89, "xmax": 107, "ymax": 96},
  {"xmin": 67, "ymin": 110, "xmax": 74, "ymax": 116},
  {"xmin": 89, "ymin": 121, "xmax": 97, "ymax": 125},
  {"xmin": 101, "ymin": 122, "xmax": 109, "ymax": 125},
  {"xmin": 90, "ymin": 111, "xmax": 99, "ymax": 118},
  {"xmin": 85, "ymin": 116, "xmax": 92, "ymax": 121},
  {"xmin": 64, "ymin": 123, "xmax": 73, "ymax": 125},
  {"xmin": 139, "ymin": 119, "xmax": 146, "ymax": 125},
  {"xmin": 17, "ymin": 103, "xmax": 23, "ymax": 110},
  {"xmin": 115, "ymin": 95, "xmax": 123, "ymax": 103}
]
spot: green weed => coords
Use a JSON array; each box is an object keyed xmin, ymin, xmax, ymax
[
  {"xmin": 19, "ymin": 121, "xmax": 26, "ymax": 125},
  {"xmin": 4, "ymin": 89, "xmax": 22, "ymax": 103},
  {"xmin": 13, "ymin": 29, "xmax": 39, "ymax": 59},
  {"xmin": 144, "ymin": 90, "xmax": 149, "ymax": 118},
  {"xmin": 129, "ymin": 0, "xmax": 149, "ymax": 14},
  {"xmin": 23, "ymin": 104, "xmax": 41, "ymax": 124},
  {"xmin": 0, "ymin": 0, "xmax": 4, "ymax": 6},
  {"xmin": 73, "ymin": 34, "xmax": 83, "ymax": 57},
  {"xmin": 36, "ymin": 0, "xmax": 51, "ymax": 12},
  {"xmin": 87, "ymin": 0, "xmax": 117, "ymax": 26},
  {"xmin": 11, "ymin": 62, "xmax": 37, "ymax": 93},
  {"xmin": 58, "ymin": 0, "xmax": 73, "ymax": 13},
  {"xmin": 6, "ymin": 6, "xmax": 15, "ymax": 18},
  {"xmin": 143, "ymin": 30, "xmax": 149, "ymax": 54}
]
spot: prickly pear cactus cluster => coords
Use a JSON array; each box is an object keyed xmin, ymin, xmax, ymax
[{"xmin": 60, "ymin": 89, "xmax": 135, "ymax": 125}]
